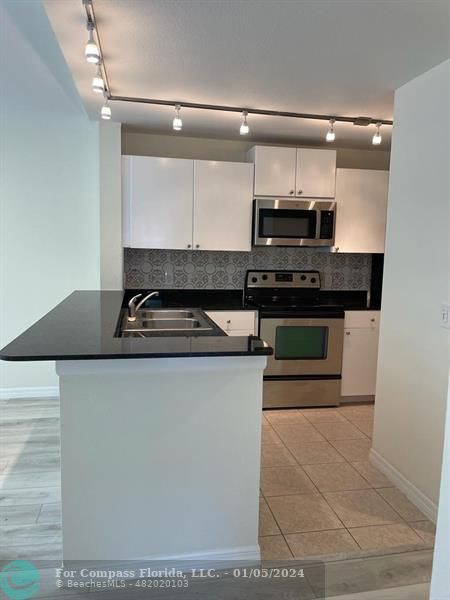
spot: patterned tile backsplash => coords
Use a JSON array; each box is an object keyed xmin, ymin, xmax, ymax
[{"xmin": 124, "ymin": 248, "xmax": 372, "ymax": 291}]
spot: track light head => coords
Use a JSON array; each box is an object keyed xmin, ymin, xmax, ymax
[
  {"xmin": 326, "ymin": 118, "xmax": 336, "ymax": 142},
  {"xmin": 92, "ymin": 65, "xmax": 104, "ymax": 93},
  {"xmin": 85, "ymin": 21, "xmax": 101, "ymax": 64},
  {"xmin": 372, "ymin": 122, "xmax": 382, "ymax": 145},
  {"xmin": 240, "ymin": 111, "xmax": 249, "ymax": 135},
  {"xmin": 101, "ymin": 97, "xmax": 111, "ymax": 120},
  {"xmin": 173, "ymin": 105, "xmax": 182, "ymax": 131}
]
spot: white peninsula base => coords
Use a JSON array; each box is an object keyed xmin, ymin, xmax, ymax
[{"xmin": 56, "ymin": 355, "xmax": 267, "ymax": 563}]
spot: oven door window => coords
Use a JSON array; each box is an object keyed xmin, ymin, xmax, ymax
[
  {"xmin": 258, "ymin": 209, "xmax": 317, "ymax": 239},
  {"xmin": 275, "ymin": 326, "xmax": 328, "ymax": 360}
]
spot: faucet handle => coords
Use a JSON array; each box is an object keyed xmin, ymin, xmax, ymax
[{"xmin": 128, "ymin": 293, "xmax": 142, "ymax": 309}]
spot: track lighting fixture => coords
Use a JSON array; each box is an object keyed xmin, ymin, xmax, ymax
[
  {"xmin": 372, "ymin": 122, "xmax": 382, "ymax": 145},
  {"xmin": 240, "ymin": 111, "xmax": 249, "ymax": 135},
  {"xmin": 326, "ymin": 118, "xmax": 336, "ymax": 142},
  {"xmin": 101, "ymin": 98, "xmax": 111, "ymax": 120},
  {"xmin": 92, "ymin": 65, "xmax": 104, "ymax": 93},
  {"xmin": 172, "ymin": 105, "xmax": 182, "ymax": 131},
  {"xmin": 85, "ymin": 21, "xmax": 101, "ymax": 64},
  {"xmin": 82, "ymin": 3, "xmax": 394, "ymax": 136}
]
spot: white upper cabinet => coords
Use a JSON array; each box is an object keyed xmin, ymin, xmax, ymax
[
  {"xmin": 122, "ymin": 155, "xmax": 253, "ymax": 251},
  {"xmin": 334, "ymin": 169, "xmax": 389, "ymax": 253},
  {"xmin": 193, "ymin": 161, "xmax": 254, "ymax": 252},
  {"xmin": 251, "ymin": 146, "xmax": 297, "ymax": 197},
  {"xmin": 296, "ymin": 148, "xmax": 336, "ymax": 198},
  {"xmin": 250, "ymin": 145, "xmax": 336, "ymax": 198},
  {"xmin": 122, "ymin": 156, "xmax": 194, "ymax": 250}
]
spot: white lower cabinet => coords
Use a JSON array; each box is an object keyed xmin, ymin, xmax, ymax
[
  {"xmin": 341, "ymin": 311, "xmax": 380, "ymax": 397},
  {"xmin": 205, "ymin": 311, "xmax": 257, "ymax": 336}
]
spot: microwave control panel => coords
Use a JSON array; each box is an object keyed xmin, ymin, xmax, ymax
[{"xmin": 319, "ymin": 211, "xmax": 335, "ymax": 240}]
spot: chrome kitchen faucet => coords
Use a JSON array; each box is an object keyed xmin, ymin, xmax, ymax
[{"xmin": 127, "ymin": 291, "xmax": 159, "ymax": 321}]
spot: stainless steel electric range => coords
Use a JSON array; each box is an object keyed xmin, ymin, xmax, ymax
[{"xmin": 244, "ymin": 270, "xmax": 344, "ymax": 408}]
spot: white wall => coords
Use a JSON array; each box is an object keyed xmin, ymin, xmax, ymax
[
  {"xmin": 0, "ymin": 1, "xmax": 101, "ymax": 394},
  {"xmin": 372, "ymin": 60, "xmax": 450, "ymax": 512},
  {"xmin": 122, "ymin": 129, "xmax": 391, "ymax": 170}
]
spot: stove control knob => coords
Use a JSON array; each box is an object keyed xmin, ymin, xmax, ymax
[
  {"xmin": 311, "ymin": 277, "xmax": 317, "ymax": 283},
  {"xmin": 251, "ymin": 277, "xmax": 258, "ymax": 283},
  {"xmin": 262, "ymin": 274, "xmax": 268, "ymax": 281},
  {"xmin": 300, "ymin": 275, "xmax": 306, "ymax": 281}
]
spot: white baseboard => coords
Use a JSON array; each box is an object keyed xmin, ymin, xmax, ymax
[
  {"xmin": 0, "ymin": 386, "xmax": 59, "ymax": 400},
  {"xmin": 143, "ymin": 544, "xmax": 261, "ymax": 567},
  {"xmin": 63, "ymin": 545, "xmax": 261, "ymax": 571},
  {"xmin": 370, "ymin": 448, "xmax": 438, "ymax": 523}
]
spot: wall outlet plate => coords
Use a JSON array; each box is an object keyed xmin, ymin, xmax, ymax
[{"xmin": 441, "ymin": 303, "xmax": 450, "ymax": 329}]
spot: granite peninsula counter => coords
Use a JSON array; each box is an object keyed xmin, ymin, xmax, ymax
[{"xmin": 1, "ymin": 291, "xmax": 272, "ymax": 563}]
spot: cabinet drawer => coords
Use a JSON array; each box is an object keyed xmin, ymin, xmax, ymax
[
  {"xmin": 205, "ymin": 311, "xmax": 257, "ymax": 334},
  {"xmin": 344, "ymin": 311, "xmax": 380, "ymax": 329}
]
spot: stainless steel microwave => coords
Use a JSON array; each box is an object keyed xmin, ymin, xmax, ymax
[{"xmin": 253, "ymin": 198, "xmax": 336, "ymax": 247}]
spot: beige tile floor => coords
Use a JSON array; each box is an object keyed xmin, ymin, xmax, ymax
[{"xmin": 259, "ymin": 403, "xmax": 436, "ymax": 560}]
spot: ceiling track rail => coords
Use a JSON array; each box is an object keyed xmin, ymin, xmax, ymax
[
  {"xmin": 108, "ymin": 95, "xmax": 393, "ymax": 126},
  {"xmin": 83, "ymin": 0, "xmax": 111, "ymax": 98},
  {"xmin": 83, "ymin": 0, "xmax": 393, "ymax": 128}
]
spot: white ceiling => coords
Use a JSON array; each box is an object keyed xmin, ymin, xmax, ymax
[{"xmin": 45, "ymin": 0, "xmax": 450, "ymax": 148}]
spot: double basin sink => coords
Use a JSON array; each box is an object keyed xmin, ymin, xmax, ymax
[{"xmin": 119, "ymin": 309, "xmax": 215, "ymax": 337}]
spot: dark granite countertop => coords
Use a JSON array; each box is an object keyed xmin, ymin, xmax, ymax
[
  {"xmin": 124, "ymin": 289, "xmax": 248, "ymax": 311},
  {"xmin": 0, "ymin": 291, "xmax": 272, "ymax": 362},
  {"xmin": 318, "ymin": 291, "xmax": 380, "ymax": 311},
  {"xmin": 124, "ymin": 289, "xmax": 381, "ymax": 311}
]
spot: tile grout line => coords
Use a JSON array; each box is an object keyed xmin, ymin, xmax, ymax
[
  {"xmin": 371, "ymin": 486, "xmax": 423, "ymax": 525},
  {"xmin": 260, "ymin": 495, "xmax": 295, "ymax": 558},
  {"xmin": 262, "ymin": 420, "xmax": 322, "ymax": 494}
]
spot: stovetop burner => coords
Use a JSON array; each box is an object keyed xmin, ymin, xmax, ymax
[{"xmin": 243, "ymin": 269, "xmax": 344, "ymax": 317}]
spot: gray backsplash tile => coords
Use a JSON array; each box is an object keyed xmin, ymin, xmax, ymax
[{"xmin": 124, "ymin": 248, "xmax": 372, "ymax": 291}]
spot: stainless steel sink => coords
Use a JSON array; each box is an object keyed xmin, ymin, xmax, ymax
[
  {"xmin": 118, "ymin": 307, "xmax": 215, "ymax": 336},
  {"xmin": 137, "ymin": 309, "xmax": 194, "ymax": 319},
  {"xmin": 125, "ymin": 318, "xmax": 206, "ymax": 331}
]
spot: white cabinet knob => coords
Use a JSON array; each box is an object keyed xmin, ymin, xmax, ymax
[
  {"xmin": 289, "ymin": 190, "xmax": 294, "ymax": 195},
  {"xmin": 195, "ymin": 244, "xmax": 200, "ymax": 249},
  {"xmin": 297, "ymin": 189, "xmax": 303, "ymax": 194},
  {"xmin": 187, "ymin": 244, "xmax": 191, "ymax": 248},
  {"xmin": 346, "ymin": 331, "xmax": 351, "ymax": 336}
]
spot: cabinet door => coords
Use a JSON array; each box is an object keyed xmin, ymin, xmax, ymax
[
  {"xmin": 253, "ymin": 146, "xmax": 297, "ymax": 197},
  {"xmin": 122, "ymin": 156, "xmax": 132, "ymax": 247},
  {"xmin": 334, "ymin": 169, "xmax": 389, "ymax": 253},
  {"xmin": 341, "ymin": 327, "xmax": 379, "ymax": 397},
  {"xmin": 205, "ymin": 311, "xmax": 257, "ymax": 335},
  {"xmin": 295, "ymin": 148, "xmax": 336, "ymax": 198},
  {"xmin": 123, "ymin": 156, "xmax": 194, "ymax": 250},
  {"xmin": 193, "ymin": 161, "xmax": 254, "ymax": 251}
]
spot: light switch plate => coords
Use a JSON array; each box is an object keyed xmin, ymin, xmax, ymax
[{"xmin": 441, "ymin": 303, "xmax": 450, "ymax": 329}]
